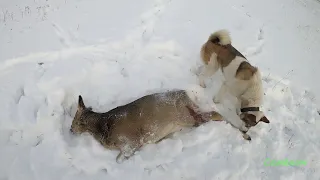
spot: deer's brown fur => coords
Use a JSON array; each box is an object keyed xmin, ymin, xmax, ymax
[{"xmin": 70, "ymin": 90, "xmax": 222, "ymax": 163}]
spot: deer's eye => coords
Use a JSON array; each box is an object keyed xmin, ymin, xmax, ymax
[{"xmin": 76, "ymin": 121, "xmax": 85, "ymax": 126}]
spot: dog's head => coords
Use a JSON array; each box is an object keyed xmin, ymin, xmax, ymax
[
  {"xmin": 70, "ymin": 95, "xmax": 94, "ymax": 134},
  {"xmin": 240, "ymin": 110, "xmax": 270, "ymax": 128}
]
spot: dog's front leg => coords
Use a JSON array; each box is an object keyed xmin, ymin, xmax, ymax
[
  {"xmin": 235, "ymin": 98, "xmax": 242, "ymax": 115},
  {"xmin": 223, "ymin": 117, "xmax": 251, "ymax": 141},
  {"xmin": 198, "ymin": 54, "xmax": 220, "ymax": 88},
  {"xmin": 199, "ymin": 66, "xmax": 215, "ymax": 88},
  {"xmin": 240, "ymin": 130, "xmax": 251, "ymax": 141},
  {"xmin": 213, "ymin": 82, "xmax": 228, "ymax": 103},
  {"xmin": 238, "ymin": 121, "xmax": 251, "ymax": 141}
]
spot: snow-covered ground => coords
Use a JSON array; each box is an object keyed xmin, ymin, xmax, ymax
[{"xmin": 1, "ymin": 0, "xmax": 320, "ymax": 179}]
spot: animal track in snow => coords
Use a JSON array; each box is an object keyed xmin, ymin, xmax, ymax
[
  {"xmin": 51, "ymin": 23, "xmax": 74, "ymax": 48},
  {"xmin": 129, "ymin": 0, "xmax": 173, "ymax": 43},
  {"xmin": 243, "ymin": 27, "xmax": 265, "ymax": 57},
  {"xmin": 257, "ymin": 27, "xmax": 264, "ymax": 40},
  {"xmin": 14, "ymin": 87, "xmax": 25, "ymax": 104}
]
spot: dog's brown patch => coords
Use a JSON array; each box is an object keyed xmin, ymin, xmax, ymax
[
  {"xmin": 200, "ymin": 42, "xmax": 234, "ymax": 66},
  {"xmin": 201, "ymin": 41, "xmax": 246, "ymax": 71},
  {"xmin": 216, "ymin": 45, "xmax": 236, "ymax": 68},
  {"xmin": 240, "ymin": 113, "xmax": 257, "ymax": 127},
  {"xmin": 235, "ymin": 61, "xmax": 257, "ymax": 80}
]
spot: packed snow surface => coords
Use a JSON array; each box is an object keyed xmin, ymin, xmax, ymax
[{"xmin": 1, "ymin": 0, "xmax": 320, "ymax": 179}]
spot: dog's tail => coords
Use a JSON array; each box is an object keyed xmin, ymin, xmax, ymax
[{"xmin": 208, "ymin": 29, "xmax": 231, "ymax": 46}]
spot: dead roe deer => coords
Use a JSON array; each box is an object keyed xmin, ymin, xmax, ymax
[{"xmin": 70, "ymin": 88, "xmax": 222, "ymax": 163}]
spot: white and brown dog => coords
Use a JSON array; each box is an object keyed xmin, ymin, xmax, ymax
[{"xmin": 198, "ymin": 29, "xmax": 270, "ymax": 140}]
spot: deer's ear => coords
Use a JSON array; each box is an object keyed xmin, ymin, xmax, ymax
[
  {"xmin": 78, "ymin": 95, "xmax": 85, "ymax": 110},
  {"xmin": 260, "ymin": 116, "xmax": 270, "ymax": 123}
]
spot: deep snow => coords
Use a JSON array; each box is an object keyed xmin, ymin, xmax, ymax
[{"xmin": 0, "ymin": 0, "xmax": 320, "ymax": 179}]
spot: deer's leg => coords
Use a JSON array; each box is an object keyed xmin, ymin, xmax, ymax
[
  {"xmin": 116, "ymin": 142, "xmax": 142, "ymax": 164},
  {"xmin": 186, "ymin": 106, "xmax": 223, "ymax": 127}
]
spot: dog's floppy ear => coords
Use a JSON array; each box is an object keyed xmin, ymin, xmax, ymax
[
  {"xmin": 259, "ymin": 116, "xmax": 270, "ymax": 123},
  {"xmin": 240, "ymin": 113, "xmax": 257, "ymax": 126},
  {"xmin": 78, "ymin": 95, "xmax": 86, "ymax": 110}
]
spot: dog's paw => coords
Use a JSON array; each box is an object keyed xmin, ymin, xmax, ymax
[
  {"xmin": 199, "ymin": 80, "xmax": 206, "ymax": 88},
  {"xmin": 213, "ymin": 97, "xmax": 220, "ymax": 104},
  {"xmin": 200, "ymin": 83, "xmax": 206, "ymax": 88},
  {"xmin": 242, "ymin": 134, "xmax": 251, "ymax": 141}
]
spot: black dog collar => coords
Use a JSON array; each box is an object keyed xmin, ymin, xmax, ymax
[{"xmin": 240, "ymin": 107, "xmax": 260, "ymax": 113}]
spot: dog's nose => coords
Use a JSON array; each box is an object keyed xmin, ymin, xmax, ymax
[{"xmin": 70, "ymin": 128, "xmax": 74, "ymax": 134}]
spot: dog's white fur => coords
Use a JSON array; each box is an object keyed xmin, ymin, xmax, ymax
[
  {"xmin": 214, "ymin": 59, "xmax": 265, "ymax": 120},
  {"xmin": 199, "ymin": 29, "xmax": 268, "ymax": 133}
]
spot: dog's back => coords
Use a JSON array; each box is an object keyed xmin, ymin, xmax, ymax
[
  {"xmin": 202, "ymin": 30, "xmax": 259, "ymax": 95},
  {"xmin": 221, "ymin": 57, "xmax": 259, "ymax": 96}
]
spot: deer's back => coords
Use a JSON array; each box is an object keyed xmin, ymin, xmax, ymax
[{"xmin": 106, "ymin": 90, "xmax": 196, "ymax": 143}]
